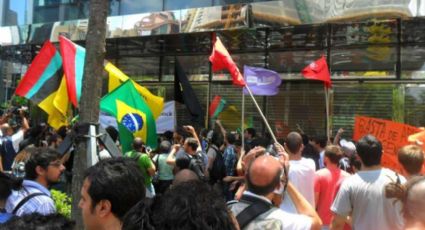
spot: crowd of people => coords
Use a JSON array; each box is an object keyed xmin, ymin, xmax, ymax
[{"xmin": 0, "ymin": 109, "xmax": 424, "ymax": 230}]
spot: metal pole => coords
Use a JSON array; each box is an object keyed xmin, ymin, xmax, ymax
[
  {"xmin": 324, "ymin": 85, "xmax": 330, "ymax": 142},
  {"xmin": 241, "ymin": 89, "xmax": 245, "ymax": 150},
  {"xmin": 244, "ymin": 85, "xmax": 278, "ymax": 144}
]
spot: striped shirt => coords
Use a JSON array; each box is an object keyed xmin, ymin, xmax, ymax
[{"xmin": 5, "ymin": 180, "xmax": 56, "ymax": 216}]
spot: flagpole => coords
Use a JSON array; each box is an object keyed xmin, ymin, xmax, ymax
[
  {"xmin": 244, "ymin": 85, "xmax": 278, "ymax": 144},
  {"xmin": 241, "ymin": 89, "xmax": 245, "ymax": 151},
  {"xmin": 324, "ymin": 85, "xmax": 330, "ymax": 142}
]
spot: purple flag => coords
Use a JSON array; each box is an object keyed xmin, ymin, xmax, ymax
[{"xmin": 243, "ymin": 65, "xmax": 282, "ymax": 96}]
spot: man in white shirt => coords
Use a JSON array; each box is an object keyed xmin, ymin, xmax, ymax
[
  {"xmin": 280, "ymin": 132, "xmax": 316, "ymax": 213},
  {"xmin": 331, "ymin": 134, "xmax": 405, "ymax": 230}
]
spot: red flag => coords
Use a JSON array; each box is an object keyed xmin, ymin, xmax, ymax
[
  {"xmin": 302, "ymin": 56, "xmax": 332, "ymax": 88},
  {"xmin": 209, "ymin": 36, "xmax": 245, "ymax": 87}
]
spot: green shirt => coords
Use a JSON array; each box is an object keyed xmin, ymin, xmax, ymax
[{"xmin": 124, "ymin": 150, "xmax": 153, "ymax": 186}]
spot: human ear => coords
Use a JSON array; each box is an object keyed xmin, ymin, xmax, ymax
[
  {"xmin": 35, "ymin": 165, "xmax": 46, "ymax": 177},
  {"xmin": 97, "ymin": 200, "xmax": 112, "ymax": 218}
]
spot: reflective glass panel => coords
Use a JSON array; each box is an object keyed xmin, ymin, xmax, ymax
[
  {"xmin": 162, "ymin": 56, "xmax": 210, "ymax": 81},
  {"xmin": 164, "ymin": 0, "xmax": 212, "ymax": 11}
]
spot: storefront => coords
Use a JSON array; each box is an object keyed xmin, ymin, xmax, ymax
[{"xmin": 1, "ymin": 0, "xmax": 425, "ymax": 139}]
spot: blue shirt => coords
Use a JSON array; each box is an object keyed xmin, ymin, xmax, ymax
[
  {"xmin": 0, "ymin": 212, "xmax": 13, "ymax": 223},
  {"xmin": 5, "ymin": 180, "xmax": 56, "ymax": 216},
  {"xmin": 223, "ymin": 145, "xmax": 237, "ymax": 176}
]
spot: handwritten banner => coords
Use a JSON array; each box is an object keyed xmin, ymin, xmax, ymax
[{"xmin": 353, "ymin": 116, "xmax": 421, "ymax": 173}]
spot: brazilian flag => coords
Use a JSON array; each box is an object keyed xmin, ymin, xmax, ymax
[{"xmin": 100, "ymin": 80, "xmax": 157, "ymax": 153}]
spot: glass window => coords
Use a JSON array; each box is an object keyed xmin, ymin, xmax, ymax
[
  {"xmin": 217, "ymin": 30, "xmax": 266, "ymax": 52},
  {"xmin": 118, "ymin": 0, "xmax": 162, "ymax": 15},
  {"xmin": 268, "ymin": 25, "xmax": 327, "ymax": 49},
  {"xmin": 251, "ymin": 0, "xmax": 301, "ymax": 27},
  {"xmin": 116, "ymin": 57, "xmax": 160, "ymax": 82},
  {"xmin": 402, "ymin": 18, "xmax": 425, "ymax": 43},
  {"xmin": 401, "ymin": 46, "xmax": 425, "ymax": 79},
  {"xmin": 332, "ymin": 83, "xmax": 395, "ymax": 137},
  {"xmin": 331, "ymin": 46, "xmax": 396, "ymax": 79},
  {"xmin": 267, "ymin": 82, "xmax": 326, "ymax": 138},
  {"xmin": 331, "ymin": 20, "xmax": 397, "ymax": 47},
  {"xmin": 268, "ymin": 50, "xmax": 323, "ymax": 79},
  {"xmin": 1, "ymin": 0, "xmax": 29, "ymax": 26},
  {"xmin": 404, "ymin": 84, "xmax": 425, "ymax": 127},
  {"xmin": 164, "ymin": 0, "xmax": 212, "ymax": 11},
  {"xmin": 162, "ymin": 56, "xmax": 210, "ymax": 81},
  {"xmin": 161, "ymin": 33, "xmax": 211, "ymax": 54},
  {"xmin": 33, "ymin": 0, "xmax": 90, "ymax": 24}
]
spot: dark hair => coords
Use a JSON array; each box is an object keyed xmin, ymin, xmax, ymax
[
  {"xmin": 226, "ymin": 133, "xmax": 236, "ymax": 145},
  {"xmin": 105, "ymin": 126, "xmax": 119, "ymax": 143},
  {"xmin": 151, "ymin": 181, "xmax": 236, "ymax": 230},
  {"xmin": 25, "ymin": 148, "xmax": 61, "ymax": 180},
  {"xmin": 234, "ymin": 139, "xmax": 242, "ymax": 147},
  {"xmin": 325, "ymin": 145, "xmax": 344, "ymax": 165},
  {"xmin": 398, "ymin": 145, "xmax": 424, "ymax": 176},
  {"xmin": 185, "ymin": 137, "xmax": 198, "ymax": 151},
  {"xmin": 245, "ymin": 128, "xmax": 256, "ymax": 138},
  {"xmin": 163, "ymin": 131, "xmax": 174, "ymax": 141},
  {"xmin": 251, "ymin": 137, "xmax": 269, "ymax": 148},
  {"xmin": 47, "ymin": 134, "xmax": 58, "ymax": 146},
  {"xmin": 285, "ymin": 132, "xmax": 303, "ymax": 154},
  {"xmin": 246, "ymin": 163, "xmax": 282, "ymax": 196},
  {"xmin": 209, "ymin": 130, "xmax": 223, "ymax": 147},
  {"xmin": 159, "ymin": 140, "xmax": 171, "ymax": 153},
  {"xmin": 0, "ymin": 172, "xmax": 23, "ymax": 200},
  {"xmin": 56, "ymin": 126, "xmax": 68, "ymax": 140},
  {"xmin": 84, "ymin": 158, "xmax": 146, "ymax": 221},
  {"xmin": 1, "ymin": 213, "xmax": 75, "ymax": 230},
  {"xmin": 312, "ymin": 135, "xmax": 327, "ymax": 148},
  {"xmin": 122, "ymin": 199, "xmax": 155, "ymax": 230},
  {"xmin": 356, "ymin": 135, "xmax": 382, "ymax": 167}
]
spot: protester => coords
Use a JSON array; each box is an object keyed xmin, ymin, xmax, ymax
[
  {"xmin": 310, "ymin": 135, "xmax": 327, "ymax": 169},
  {"xmin": 79, "ymin": 158, "xmax": 146, "ymax": 230},
  {"xmin": 228, "ymin": 153, "xmax": 322, "ymax": 230},
  {"xmin": 206, "ymin": 129, "xmax": 225, "ymax": 188},
  {"xmin": 0, "ymin": 213, "xmax": 75, "ymax": 229},
  {"xmin": 172, "ymin": 168, "xmax": 199, "ymax": 186},
  {"xmin": 0, "ymin": 110, "xmax": 29, "ymax": 172},
  {"xmin": 314, "ymin": 145, "xmax": 350, "ymax": 229},
  {"xmin": 338, "ymin": 139, "xmax": 357, "ymax": 173},
  {"xmin": 331, "ymin": 135, "xmax": 405, "ymax": 230},
  {"xmin": 6, "ymin": 148, "xmax": 64, "ymax": 216},
  {"xmin": 243, "ymin": 128, "xmax": 256, "ymax": 152},
  {"xmin": 0, "ymin": 172, "xmax": 22, "ymax": 223},
  {"xmin": 152, "ymin": 140, "xmax": 174, "ymax": 194},
  {"xmin": 397, "ymin": 145, "xmax": 424, "ymax": 179},
  {"xmin": 385, "ymin": 176, "xmax": 425, "ymax": 230},
  {"xmin": 301, "ymin": 134, "xmax": 320, "ymax": 170},
  {"xmin": 280, "ymin": 132, "xmax": 316, "ymax": 213},
  {"xmin": 124, "ymin": 138, "xmax": 156, "ymax": 198},
  {"xmin": 151, "ymin": 180, "xmax": 236, "ymax": 230}
]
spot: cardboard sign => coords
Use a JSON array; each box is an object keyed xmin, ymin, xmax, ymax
[{"xmin": 353, "ymin": 116, "xmax": 421, "ymax": 173}]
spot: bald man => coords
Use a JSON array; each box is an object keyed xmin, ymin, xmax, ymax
[{"xmin": 228, "ymin": 155, "xmax": 321, "ymax": 230}]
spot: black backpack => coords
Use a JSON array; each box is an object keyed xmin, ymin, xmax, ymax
[
  {"xmin": 189, "ymin": 153, "xmax": 207, "ymax": 182},
  {"xmin": 208, "ymin": 145, "xmax": 226, "ymax": 183}
]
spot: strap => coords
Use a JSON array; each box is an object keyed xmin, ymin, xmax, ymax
[
  {"xmin": 236, "ymin": 195, "xmax": 273, "ymax": 229},
  {"xmin": 12, "ymin": 192, "xmax": 47, "ymax": 215}
]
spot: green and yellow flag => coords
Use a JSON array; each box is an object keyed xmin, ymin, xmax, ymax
[
  {"xmin": 104, "ymin": 61, "xmax": 164, "ymax": 119},
  {"xmin": 100, "ymin": 80, "xmax": 157, "ymax": 153}
]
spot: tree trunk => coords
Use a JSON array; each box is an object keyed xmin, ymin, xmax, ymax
[{"xmin": 71, "ymin": 0, "xmax": 108, "ymax": 228}]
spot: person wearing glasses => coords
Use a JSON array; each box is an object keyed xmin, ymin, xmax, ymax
[{"xmin": 5, "ymin": 147, "xmax": 65, "ymax": 216}]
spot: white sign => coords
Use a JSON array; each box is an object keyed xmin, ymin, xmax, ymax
[{"xmin": 156, "ymin": 101, "xmax": 175, "ymax": 134}]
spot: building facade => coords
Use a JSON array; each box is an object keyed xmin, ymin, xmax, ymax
[{"xmin": 1, "ymin": 0, "xmax": 425, "ymax": 138}]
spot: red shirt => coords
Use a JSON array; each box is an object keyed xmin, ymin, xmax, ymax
[{"xmin": 314, "ymin": 167, "xmax": 350, "ymax": 226}]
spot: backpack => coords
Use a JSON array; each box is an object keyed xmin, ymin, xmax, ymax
[
  {"xmin": 189, "ymin": 153, "xmax": 207, "ymax": 182},
  {"xmin": 208, "ymin": 145, "xmax": 226, "ymax": 183}
]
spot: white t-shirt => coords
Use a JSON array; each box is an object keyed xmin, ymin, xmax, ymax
[
  {"xmin": 331, "ymin": 168, "xmax": 406, "ymax": 230},
  {"xmin": 280, "ymin": 157, "xmax": 316, "ymax": 213},
  {"xmin": 229, "ymin": 191, "xmax": 312, "ymax": 230},
  {"xmin": 11, "ymin": 130, "xmax": 24, "ymax": 153}
]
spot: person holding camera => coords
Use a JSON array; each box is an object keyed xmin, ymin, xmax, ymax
[{"xmin": 0, "ymin": 109, "xmax": 29, "ymax": 172}]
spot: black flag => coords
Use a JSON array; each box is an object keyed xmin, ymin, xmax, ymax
[{"xmin": 174, "ymin": 59, "xmax": 204, "ymax": 125}]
